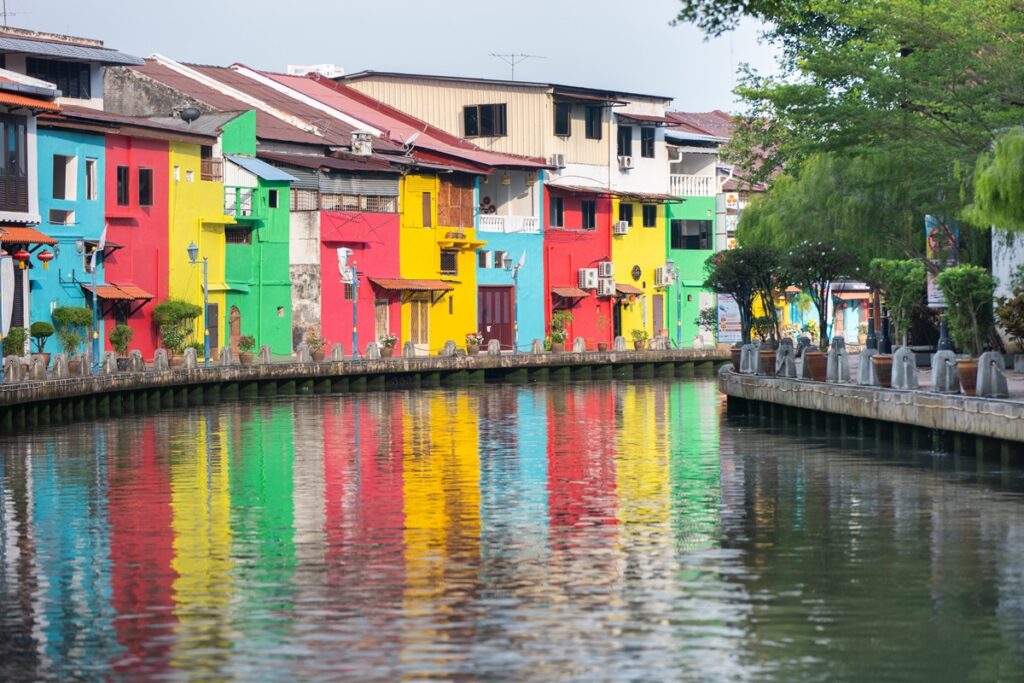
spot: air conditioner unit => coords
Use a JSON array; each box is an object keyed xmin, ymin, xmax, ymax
[
  {"xmin": 598, "ymin": 261, "xmax": 614, "ymax": 278},
  {"xmin": 613, "ymin": 221, "xmax": 629, "ymax": 235},
  {"xmin": 597, "ymin": 278, "xmax": 616, "ymax": 297},
  {"xmin": 578, "ymin": 268, "xmax": 599, "ymax": 290},
  {"xmin": 549, "ymin": 153, "xmax": 566, "ymax": 168},
  {"xmin": 351, "ymin": 131, "xmax": 373, "ymax": 157},
  {"xmin": 654, "ymin": 267, "xmax": 668, "ymax": 287},
  {"xmin": 618, "ymin": 155, "xmax": 634, "ymax": 169}
]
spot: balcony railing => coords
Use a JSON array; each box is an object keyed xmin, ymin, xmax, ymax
[
  {"xmin": 225, "ymin": 186, "xmax": 257, "ymax": 218},
  {"xmin": 201, "ymin": 157, "xmax": 223, "ymax": 182},
  {"xmin": 669, "ymin": 174, "xmax": 716, "ymax": 197},
  {"xmin": 478, "ymin": 214, "xmax": 540, "ymax": 234}
]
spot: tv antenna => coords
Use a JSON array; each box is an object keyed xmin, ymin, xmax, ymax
[{"xmin": 489, "ymin": 53, "xmax": 545, "ymax": 81}]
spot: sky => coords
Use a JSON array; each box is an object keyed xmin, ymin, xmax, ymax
[{"xmin": 11, "ymin": 0, "xmax": 779, "ymax": 112}]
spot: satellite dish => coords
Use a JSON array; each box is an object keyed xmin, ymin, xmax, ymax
[
  {"xmin": 403, "ymin": 131, "xmax": 421, "ymax": 149},
  {"xmin": 179, "ymin": 107, "xmax": 201, "ymax": 125}
]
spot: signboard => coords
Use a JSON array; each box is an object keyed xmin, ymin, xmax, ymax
[
  {"xmin": 725, "ymin": 214, "xmax": 738, "ymax": 231},
  {"xmin": 925, "ymin": 215, "xmax": 958, "ymax": 308},
  {"xmin": 717, "ymin": 293, "xmax": 742, "ymax": 343}
]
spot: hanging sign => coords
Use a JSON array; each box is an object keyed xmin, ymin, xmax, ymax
[
  {"xmin": 925, "ymin": 215, "xmax": 958, "ymax": 309},
  {"xmin": 717, "ymin": 293, "xmax": 742, "ymax": 343}
]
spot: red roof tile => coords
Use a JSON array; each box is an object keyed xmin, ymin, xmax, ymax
[
  {"xmin": 0, "ymin": 226, "xmax": 57, "ymax": 245},
  {"xmin": 81, "ymin": 283, "xmax": 154, "ymax": 300},
  {"xmin": 0, "ymin": 91, "xmax": 59, "ymax": 112}
]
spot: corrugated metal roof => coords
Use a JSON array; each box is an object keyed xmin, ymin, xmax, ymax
[
  {"xmin": 0, "ymin": 34, "xmax": 142, "ymax": 65},
  {"xmin": 547, "ymin": 183, "xmax": 611, "ymax": 196},
  {"xmin": 148, "ymin": 111, "xmax": 241, "ymax": 136},
  {"xmin": 81, "ymin": 283, "xmax": 153, "ymax": 300},
  {"xmin": 258, "ymin": 150, "xmax": 398, "ymax": 174},
  {"xmin": 552, "ymin": 286, "xmax": 590, "ymax": 298},
  {"xmin": 369, "ymin": 278, "xmax": 454, "ymax": 292},
  {"xmin": 45, "ymin": 104, "xmax": 218, "ymax": 144},
  {"xmin": 616, "ymin": 284, "xmax": 643, "ymax": 295},
  {"xmin": 665, "ymin": 110, "xmax": 735, "ymax": 138},
  {"xmin": 226, "ymin": 155, "xmax": 297, "ymax": 182},
  {"xmin": 616, "ymin": 112, "xmax": 677, "ymax": 126}
]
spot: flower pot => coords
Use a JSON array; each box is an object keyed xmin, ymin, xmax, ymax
[
  {"xmin": 466, "ymin": 344, "xmax": 479, "ymax": 356},
  {"xmin": 67, "ymin": 359, "xmax": 84, "ymax": 376},
  {"xmin": 550, "ymin": 341, "xmax": 565, "ymax": 353},
  {"xmin": 381, "ymin": 346, "xmax": 395, "ymax": 358},
  {"xmin": 32, "ymin": 352, "xmax": 51, "ymax": 368},
  {"xmin": 730, "ymin": 347, "xmax": 743, "ymax": 372},
  {"xmin": 597, "ymin": 342, "xmax": 609, "ymax": 352},
  {"xmin": 239, "ymin": 352, "xmax": 254, "ymax": 366},
  {"xmin": 804, "ymin": 351, "xmax": 828, "ymax": 382},
  {"xmin": 759, "ymin": 349, "xmax": 777, "ymax": 377},
  {"xmin": 871, "ymin": 354, "xmax": 893, "ymax": 388},
  {"xmin": 115, "ymin": 357, "xmax": 130, "ymax": 372},
  {"xmin": 311, "ymin": 350, "xmax": 326, "ymax": 363},
  {"xmin": 634, "ymin": 341, "xmax": 647, "ymax": 351},
  {"xmin": 957, "ymin": 358, "xmax": 979, "ymax": 396},
  {"xmin": 168, "ymin": 355, "xmax": 184, "ymax": 370}
]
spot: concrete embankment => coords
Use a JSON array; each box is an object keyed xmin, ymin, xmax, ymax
[
  {"xmin": 719, "ymin": 367, "xmax": 1024, "ymax": 460},
  {"xmin": 0, "ymin": 349, "xmax": 728, "ymax": 433}
]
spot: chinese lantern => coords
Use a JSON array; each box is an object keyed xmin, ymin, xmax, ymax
[
  {"xmin": 12, "ymin": 249, "xmax": 30, "ymax": 269},
  {"xmin": 36, "ymin": 250, "xmax": 54, "ymax": 269}
]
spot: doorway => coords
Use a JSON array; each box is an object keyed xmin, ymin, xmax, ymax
[
  {"xmin": 207, "ymin": 303, "xmax": 220, "ymax": 352},
  {"xmin": 409, "ymin": 297, "xmax": 429, "ymax": 355},
  {"xmin": 229, "ymin": 306, "xmax": 241, "ymax": 352},
  {"xmin": 613, "ymin": 301, "xmax": 622, "ymax": 339},
  {"xmin": 652, "ymin": 294, "xmax": 664, "ymax": 337},
  {"xmin": 478, "ymin": 286, "xmax": 514, "ymax": 350}
]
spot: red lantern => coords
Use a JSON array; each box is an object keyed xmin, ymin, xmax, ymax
[
  {"xmin": 36, "ymin": 250, "xmax": 54, "ymax": 269},
  {"xmin": 12, "ymin": 249, "xmax": 30, "ymax": 269}
]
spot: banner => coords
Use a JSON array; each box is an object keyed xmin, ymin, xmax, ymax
[
  {"xmin": 925, "ymin": 215, "xmax": 958, "ymax": 308},
  {"xmin": 717, "ymin": 294, "xmax": 742, "ymax": 343}
]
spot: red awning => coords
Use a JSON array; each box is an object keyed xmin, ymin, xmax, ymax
[
  {"xmin": 81, "ymin": 283, "xmax": 154, "ymax": 300},
  {"xmin": 0, "ymin": 226, "xmax": 58, "ymax": 245},
  {"xmin": 616, "ymin": 283, "xmax": 644, "ymax": 295},
  {"xmin": 835, "ymin": 291, "xmax": 871, "ymax": 300},
  {"xmin": 552, "ymin": 286, "xmax": 589, "ymax": 298},
  {"xmin": 369, "ymin": 278, "xmax": 454, "ymax": 292},
  {"xmin": 0, "ymin": 92, "xmax": 60, "ymax": 112}
]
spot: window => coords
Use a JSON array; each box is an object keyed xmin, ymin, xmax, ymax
[
  {"xmin": 494, "ymin": 250, "xmax": 508, "ymax": 269},
  {"xmin": 440, "ymin": 249, "xmax": 458, "ymax": 275},
  {"xmin": 585, "ymin": 107, "xmax": 602, "ymax": 139},
  {"xmin": 85, "ymin": 158, "xmax": 97, "ymax": 200},
  {"xmin": 642, "ymin": 204, "xmax": 657, "ymax": 227},
  {"xmin": 48, "ymin": 209, "xmax": 74, "ymax": 225},
  {"xmin": 138, "ymin": 168, "xmax": 153, "ymax": 206},
  {"xmin": 581, "ymin": 200, "xmax": 596, "ymax": 230},
  {"xmin": 641, "ymin": 127, "xmax": 655, "ymax": 158},
  {"xmin": 0, "ymin": 114, "xmax": 28, "ymax": 212},
  {"xmin": 291, "ymin": 188, "xmax": 318, "ymax": 211},
  {"xmin": 116, "ymin": 165, "xmax": 130, "ymax": 206},
  {"xmin": 549, "ymin": 196, "xmax": 564, "ymax": 227},
  {"xmin": 27, "ymin": 57, "xmax": 91, "ymax": 99},
  {"xmin": 422, "ymin": 191, "xmax": 432, "ymax": 227},
  {"xmin": 52, "ymin": 154, "xmax": 76, "ymax": 201},
  {"xmin": 173, "ymin": 165, "xmax": 180, "ymax": 182},
  {"xmin": 268, "ymin": 189, "xmax": 279, "ymax": 209},
  {"xmin": 225, "ymin": 226, "xmax": 252, "ymax": 244},
  {"xmin": 554, "ymin": 102, "xmax": 571, "ymax": 136},
  {"xmin": 344, "ymin": 283, "xmax": 355, "ymax": 301},
  {"xmin": 671, "ymin": 219, "xmax": 712, "ymax": 250},
  {"xmin": 185, "ymin": 170, "xmax": 194, "ymax": 183},
  {"xmin": 618, "ymin": 203, "xmax": 633, "ymax": 226},
  {"xmin": 200, "ymin": 145, "xmax": 221, "ymax": 181},
  {"xmin": 478, "ymin": 250, "xmax": 492, "ymax": 269},
  {"xmin": 463, "ymin": 103, "xmax": 507, "ymax": 137},
  {"xmin": 617, "ymin": 125, "xmax": 633, "ymax": 157}
]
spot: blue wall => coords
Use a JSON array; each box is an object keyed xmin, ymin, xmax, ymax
[{"xmin": 33, "ymin": 128, "xmax": 106, "ymax": 354}]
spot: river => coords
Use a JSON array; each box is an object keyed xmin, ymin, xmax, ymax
[{"xmin": 1, "ymin": 378, "xmax": 1022, "ymax": 681}]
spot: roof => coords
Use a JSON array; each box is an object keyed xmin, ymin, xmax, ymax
[
  {"xmin": 616, "ymin": 283, "xmax": 644, "ymax": 295},
  {"xmin": 616, "ymin": 112, "xmax": 677, "ymax": 126},
  {"xmin": 616, "ymin": 190, "xmax": 682, "ymax": 203},
  {"xmin": 48, "ymin": 104, "xmax": 218, "ymax": 144},
  {"xmin": 0, "ymin": 226, "xmax": 58, "ymax": 245},
  {"xmin": 665, "ymin": 110, "xmax": 735, "ymax": 139},
  {"xmin": 0, "ymin": 91, "xmax": 59, "ymax": 112},
  {"xmin": 258, "ymin": 150, "xmax": 398, "ymax": 174},
  {"xmin": 81, "ymin": 283, "xmax": 154, "ymax": 300},
  {"xmin": 148, "ymin": 111, "xmax": 242, "ymax": 136},
  {"xmin": 369, "ymin": 278, "xmax": 454, "ymax": 292},
  {"xmin": 552, "ymin": 286, "xmax": 589, "ymax": 298},
  {"xmin": 226, "ymin": 155, "xmax": 297, "ymax": 182},
  {"xmin": 547, "ymin": 183, "xmax": 612, "ymax": 196},
  {"xmin": 0, "ymin": 30, "xmax": 142, "ymax": 66}
]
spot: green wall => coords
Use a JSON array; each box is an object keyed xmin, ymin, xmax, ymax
[
  {"xmin": 220, "ymin": 111, "xmax": 257, "ymax": 156},
  {"xmin": 666, "ymin": 198, "xmax": 716, "ymax": 347}
]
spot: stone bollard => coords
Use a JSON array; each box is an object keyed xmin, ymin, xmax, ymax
[
  {"xmin": 50, "ymin": 354, "xmax": 68, "ymax": 378},
  {"xmin": 219, "ymin": 346, "xmax": 234, "ymax": 366},
  {"xmin": 487, "ymin": 339, "xmax": 501, "ymax": 356},
  {"xmin": 3, "ymin": 356, "xmax": 21, "ymax": 382},
  {"xmin": 331, "ymin": 343, "xmax": 346, "ymax": 362},
  {"xmin": 1012, "ymin": 354, "xmax": 1024, "ymax": 374},
  {"xmin": 102, "ymin": 351, "xmax": 118, "ymax": 375},
  {"xmin": 780, "ymin": 337, "xmax": 794, "ymax": 350},
  {"xmin": 739, "ymin": 343, "xmax": 758, "ymax": 374},
  {"xmin": 402, "ymin": 341, "xmax": 417, "ymax": 358},
  {"xmin": 257, "ymin": 345, "xmax": 273, "ymax": 364},
  {"xmin": 572, "ymin": 336, "xmax": 586, "ymax": 352},
  {"xmin": 977, "ymin": 351, "xmax": 1009, "ymax": 398},
  {"xmin": 296, "ymin": 342, "xmax": 312, "ymax": 363},
  {"xmin": 531, "ymin": 339, "xmax": 544, "ymax": 354},
  {"xmin": 365, "ymin": 342, "xmax": 381, "ymax": 360},
  {"xmin": 83, "ymin": 348, "xmax": 93, "ymax": 375},
  {"xmin": 153, "ymin": 349, "xmax": 169, "ymax": 372},
  {"xmin": 28, "ymin": 355, "xmax": 46, "ymax": 381},
  {"xmin": 613, "ymin": 336, "xmax": 627, "ymax": 352},
  {"xmin": 930, "ymin": 350, "xmax": 960, "ymax": 393},
  {"xmin": 891, "ymin": 346, "xmax": 918, "ymax": 389},
  {"xmin": 826, "ymin": 336, "xmax": 850, "ymax": 383},
  {"xmin": 856, "ymin": 347, "xmax": 877, "ymax": 386},
  {"xmin": 775, "ymin": 345, "xmax": 797, "ymax": 378},
  {"xmin": 648, "ymin": 336, "xmax": 664, "ymax": 351},
  {"xmin": 693, "ymin": 335, "xmax": 704, "ymax": 350},
  {"xmin": 438, "ymin": 340, "xmax": 456, "ymax": 357},
  {"xmin": 129, "ymin": 350, "xmax": 145, "ymax": 372},
  {"xmin": 795, "ymin": 335, "xmax": 811, "ymax": 357},
  {"xmin": 183, "ymin": 347, "xmax": 198, "ymax": 370}
]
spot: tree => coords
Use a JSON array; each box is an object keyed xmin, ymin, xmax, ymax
[
  {"xmin": 935, "ymin": 265, "xmax": 996, "ymax": 356},
  {"xmin": 995, "ymin": 266, "xmax": 1024, "ymax": 352},
  {"xmin": 785, "ymin": 241, "xmax": 858, "ymax": 350},
  {"xmin": 868, "ymin": 259, "xmax": 926, "ymax": 347},
  {"xmin": 153, "ymin": 299, "xmax": 202, "ymax": 355},
  {"xmin": 703, "ymin": 246, "xmax": 780, "ymax": 344},
  {"xmin": 51, "ymin": 306, "xmax": 94, "ymax": 359},
  {"xmin": 966, "ymin": 127, "xmax": 1024, "ymax": 232}
]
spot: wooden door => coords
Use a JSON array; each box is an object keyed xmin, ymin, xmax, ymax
[
  {"xmin": 375, "ymin": 300, "xmax": 390, "ymax": 340},
  {"xmin": 652, "ymin": 294, "xmax": 664, "ymax": 337},
  {"xmin": 229, "ymin": 306, "xmax": 241, "ymax": 352},
  {"xmin": 207, "ymin": 303, "xmax": 220, "ymax": 352},
  {"xmin": 613, "ymin": 301, "xmax": 622, "ymax": 339},
  {"xmin": 409, "ymin": 299, "xmax": 429, "ymax": 355},
  {"xmin": 477, "ymin": 286, "xmax": 514, "ymax": 350}
]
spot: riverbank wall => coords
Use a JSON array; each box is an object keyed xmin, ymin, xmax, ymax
[
  {"xmin": 719, "ymin": 367, "xmax": 1024, "ymax": 462},
  {"xmin": 0, "ymin": 349, "xmax": 728, "ymax": 434}
]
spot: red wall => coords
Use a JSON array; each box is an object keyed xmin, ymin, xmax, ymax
[
  {"xmin": 319, "ymin": 210, "xmax": 401, "ymax": 355},
  {"xmin": 102, "ymin": 134, "xmax": 170, "ymax": 358},
  {"xmin": 543, "ymin": 189, "xmax": 614, "ymax": 346}
]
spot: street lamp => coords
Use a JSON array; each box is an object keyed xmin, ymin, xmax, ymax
[
  {"xmin": 666, "ymin": 258, "xmax": 682, "ymax": 347},
  {"xmin": 186, "ymin": 241, "xmax": 210, "ymax": 367}
]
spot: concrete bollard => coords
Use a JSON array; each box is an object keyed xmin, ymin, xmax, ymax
[
  {"xmin": 183, "ymin": 347, "xmax": 198, "ymax": 370},
  {"xmin": 775, "ymin": 345, "xmax": 797, "ymax": 378},
  {"xmin": 129, "ymin": 350, "xmax": 145, "ymax": 372},
  {"xmin": 102, "ymin": 351, "xmax": 118, "ymax": 375},
  {"xmin": 365, "ymin": 342, "xmax": 381, "ymax": 360},
  {"xmin": 50, "ymin": 354, "xmax": 68, "ymax": 378},
  {"xmin": 648, "ymin": 336, "xmax": 663, "ymax": 351},
  {"xmin": 487, "ymin": 339, "xmax": 501, "ymax": 356},
  {"xmin": 296, "ymin": 342, "xmax": 312, "ymax": 363},
  {"xmin": 83, "ymin": 349, "xmax": 93, "ymax": 375},
  {"xmin": 219, "ymin": 346, "xmax": 234, "ymax": 366},
  {"xmin": 891, "ymin": 346, "xmax": 918, "ymax": 389},
  {"xmin": 29, "ymin": 355, "xmax": 47, "ymax": 381},
  {"xmin": 856, "ymin": 347, "xmax": 877, "ymax": 386},
  {"xmin": 441, "ymin": 340, "xmax": 458, "ymax": 357},
  {"xmin": 153, "ymin": 349, "xmax": 169, "ymax": 372},
  {"xmin": 796, "ymin": 335, "xmax": 811, "ymax": 357},
  {"xmin": 739, "ymin": 343, "xmax": 758, "ymax": 374},
  {"xmin": 930, "ymin": 350, "xmax": 960, "ymax": 393},
  {"xmin": 826, "ymin": 336, "xmax": 851, "ymax": 383},
  {"xmin": 573, "ymin": 336, "xmax": 586, "ymax": 352},
  {"xmin": 331, "ymin": 343, "xmax": 346, "ymax": 362},
  {"xmin": 613, "ymin": 336, "xmax": 627, "ymax": 352},
  {"xmin": 3, "ymin": 356, "xmax": 21, "ymax": 382},
  {"xmin": 977, "ymin": 351, "xmax": 1009, "ymax": 398},
  {"xmin": 257, "ymin": 345, "xmax": 273, "ymax": 364},
  {"xmin": 531, "ymin": 339, "xmax": 544, "ymax": 354},
  {"xmin": 402, "ymin": 341, "xmax": 417, "ymax": 358}
]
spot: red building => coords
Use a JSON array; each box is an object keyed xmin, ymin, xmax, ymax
[{"xmin": 544, "ymin": 185, "xmax": 615, "ymax": 347}]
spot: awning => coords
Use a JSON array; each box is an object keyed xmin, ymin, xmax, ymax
[
  {"xmin": 616, "ymin": 112, "xmax": 678, "ymax": 126},
  {"xmin": 552, "ymin": 286, "xmax": 589, "ymax": 298},
  {"xmin": 0, "ymin": 92, "xmax": 60, "ymax": 112},
  {"xmin": 0, "ymin": 225, "xmax": 58, "ymax": 245},
  {"xmin": 370, "ymin": 277, "xmax": 454, "ymax": 304},
  {"xmin": 227, "ymin": 155, "xmax": 298, "ymax": 183},
  {"xmin": 835, "ymin": 291, "xmax": 871, "ymax": 300},
  {"xmin": 437, "ymin": 235, "xmax": 487, "ymax": 250},
  {"xmin": 546, "ymin": 183, "xmax": 611, "ymax": 196},
  {"xmin": 616, "ymin": 283, "xmax": 643, "ymax": 296},
  {"xmin": 81, "ymin": 283, "xmax": 154, "ymax": 318},
  {"xmin": 616, "ymin": 190, "xmax": 683, "ymax": 203}
]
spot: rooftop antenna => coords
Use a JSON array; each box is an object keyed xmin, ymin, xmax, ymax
[{"xmin": 489, "ymin": 53, "xmax": 545, "ymax": 81}]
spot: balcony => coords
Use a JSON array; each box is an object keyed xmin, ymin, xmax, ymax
[
  {"xmin": 478, "ymin": 214, "xmax": 540, "ymax": 234},
  {"xmin": 225, "ymin": 186, "xmax": 260, "ymax": 220},
  {"xmin": 669, "ymin": 174, "xmax": 716, "ymax": 197},
  {"xmin": 201, "ymin": 157, "xmax": 223, "ymax": 182}
]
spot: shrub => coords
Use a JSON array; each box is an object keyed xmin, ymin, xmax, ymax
[
  {"xmin": 109, "ymin": 324, "xmax": 133, "ymax": 356},
  {"xmin": 153, "ymin": 299, "xmax": 201, "ymax": 355},
  {"xmin": 869, "ymin": 259, "xmax": 925, "ymax": 346},
  {"xmin": 305, "ymin": 330, "xmax": 326, "ymax": 353},
  {"xmin": 630, "ymin": 328, "xmax": 649, "ymax": 342},
  {"xmin": 3, "ymin": 326, "xmax": 27, "ymax": 356},
  {"xmin": 29, "ymin": 321, "xmax": 55, "ymax": 353},
  {"xmin": 695, "ymin": 306, "xmax": 719, "ymax": 343},
  {"xmin": 996, "ymin": 265, "xmax": 1024, "ymax": 352},
  {"xmin": 550, "ymin": 310, "xmax": 573, "ymax": 343},
  {"xmin": 52, "ymin": 306, "xmax": 93, "ymax": 359},
  {"xmin": 935, "ymin": 265, "xmax": 996, "ymax": 357},
  {"xmin": 238, "ymin": 335, "xmax": 256, "ymax": 353}
]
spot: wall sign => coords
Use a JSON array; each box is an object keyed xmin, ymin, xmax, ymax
[{"xmin": 631, "ymin": 265, "xmax": 641, "ymax": 282}]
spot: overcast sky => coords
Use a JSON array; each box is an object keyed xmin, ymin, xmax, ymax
[{"xmin": 13, "ymin": 0, "xmax": 778, "ymax": 111}]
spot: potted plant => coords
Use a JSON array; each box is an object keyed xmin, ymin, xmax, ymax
[
  {"xmin": 597, "ymin": 341, "xmax": 609, "ymax": 352},
  {"xmin": 52, "ymin": 306, "xmax": 93, "ymax": 375},
  {"xmin": 936, "ymin": 265, "xmax": 996, "ymax": 396},
  {"xmin": 186, "ymin": 341, "xmax": 205, "ymax": 361},
  {"xmin": 631, "ymin": 328, "xmax": 649, "ymax": 351},
  {"xmin": 306, "ymin": 330, "xmax": 327, "ymax": 362},
  {"xmin": 465, "ymin": 331, "xmax": 483, "ymax": 355},
  {"xmin": 30, "ymin": 321, "xmax": 54, "ymax": 366},
  {"xmin": 3, "ymin": 327, "xmax": 27, "ymax": 366},
  {"xmin": 153, "ymin": 298, "xmax": 202, "ymax": 367},
  {"xmin": 996, "ymin": 264, "xmax": 1024, "ymax": 358},
  {"xmin": 549, "ymin": 311, "xmax": 573, "ymax": 353},
  {"xmin": 109, "ymin": 323, "xmax": 133, "ymax": 371},
  {"xmin": 379, "ymin": 333, "xmax": 399, "ymax": 358},
  {"xmin": 238, "ymin": 334, "xmax": 256, "ymax": 365}
]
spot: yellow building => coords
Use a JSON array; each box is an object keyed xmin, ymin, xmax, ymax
[
  {"xmin": 611, "ymin": 197, "xmax": 668, "ymax": 341},
  {"xmin": 399, "ymin": 173, "xmax": 483, "ymax": 355},
  {"xmin": 167, "ymin": 141, "xmax": 235, "ymax": 354}
]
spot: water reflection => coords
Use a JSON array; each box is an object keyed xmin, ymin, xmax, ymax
[{"xmin": 1, "ymin": 379, "xmax": 1023, "ymax": 681}]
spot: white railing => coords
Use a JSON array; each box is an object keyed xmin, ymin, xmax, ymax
[
  {"xmin": 670, "ymin": 174, "xmax": 717, "ymax": 197},
  {"xmin": 478, "ymin": 214, "xmax": 541, "ymax": 234}
]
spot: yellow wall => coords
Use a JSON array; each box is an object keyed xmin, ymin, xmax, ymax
[
  {"xmin": 399, "ymin": 174, "xmax": 478, "ymax": 354},
  {"xmin": 611, "ymin": 199, "xmax": 667, "ymax": 340},
  {"xmin": 168, "ymin": 142, "xmax": 232, "ymax": 353}
]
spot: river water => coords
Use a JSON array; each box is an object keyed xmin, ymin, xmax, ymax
[{"xmin": 1, "ymin": 378, "xmax": 1023, "ymax": 682}]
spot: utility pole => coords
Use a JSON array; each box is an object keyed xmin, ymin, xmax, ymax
[{"xmin": 489, "ymin": 53, "xmax": 545, "ymax": 81}]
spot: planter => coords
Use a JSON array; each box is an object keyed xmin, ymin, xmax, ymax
[
  {"xmin": 32, "ymin": 352, "xmax": 51, "ymax": 368},
  {"xmin": 466, "ymin": 345, "xmax": 479, "ymax": 356},
  {"xmin": 381, "ymin": 346, "xmax": 395, "ymax": 358},
  {"xmin": 67, "ymin": 359, "xmax": 84, "ymax": 376},
  {"xmin": 115, "ymin": 357, "xmax": 130, "ymax": 372},
  {"xmin": 311, "ymin": 350, "xmax": 325, "ymax": 363},
  {"xmin": 871, "ymin": 354, "xmax": 893, "ymax": 388},
  {"xmin": 957, "ymin": 358, "xmax": 979, "ymax": 396},
  {"xmin": 804, "ymin": 351, "xmax": 828, "ymax": 382},
  {"xmin": 759, "ymin": 349, "xmax": 777, "ymax": 377},
  {"xmin": 550, "ymin": 341, "xmax": 565, "ymax": 353},
  {"xmin": 239, "ymin": 352, "xmax": 254, "ymax": 366},
  {"xmin": 634, "ymin": 341, "xmax": 647, "ymax": 351},
  {"xmin": 168, "ymin": 355, "xmax": 184, "ymax": 370},
  {"xmin": 597, "ymin": 342, "xmax": 609, "ymax": 352},
  {"xmin": 730, "ymin": 347, "xmax": 743, "ymax": 372}
]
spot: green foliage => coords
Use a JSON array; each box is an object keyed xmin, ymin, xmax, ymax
[
  {"xmin": 695, "ymin": 306, "xmax": 719, "ymax": 342},
  {"xmin": 237, "ymin": 335, "xmax": 256, "ymax": 353},
  {"xmin": 967, "ymin": 128, "xmax": 1024, "ymax": 231},
  {"xmin": 995, "ymin": 266, "xmax": 1024, "ymax": 351},
  {"xmin": 703, "ymin": 246, "xmax": 779, "ymax": 344},
  {"xmin": 186, "ymin": 341, "xmax": 205, "ymax": 357},
  {"xmin": 29, "ymin": 321, "xmax": 54, "ymax": 353},
  {"xmin": 630, "ymin": 328, "xmax": 649, "ymax": 343},
  {"xmin": 153, "ymin": 299, "xmax": 201, "ymax": 355},
  {"xmin": 868, "ymin": 259, "xmax": 926, "ymax": 345},
  {"xmin": 549, "ymin": 310, "xmax": 573, "ymax": 344},
  {"xmin": 51, "ymin": 306, "xmax": 93, "ymax": 359},
  {"xmin": 751, "ymin": 316, "xmax": 774, "ymax": 343},
  {"xmin": 304, "ymin": 330, "xmax": 326, "ymax": 353},
  {"xmin": 109, "ymin": 324, "xmax": 133, "ymax": 356},
  {"xmin": 785, "ymin": 241, "xmax": 859, "ymax": 349},
  {"xmin": 3, "ymin": 326, "xmax": 26, "ymax": 356},
  {"xmin": 935, "ymin": 265, "xmax": 996, "ymax": 356}
]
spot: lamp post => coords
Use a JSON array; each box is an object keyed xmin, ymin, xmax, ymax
[
  {"xmin": 187, "ymin": 241, "xmax": 210, "ymax": 368},
  {"xmin": 75, "ymin": 240, "xmax": 100, "ymax": 374},
  {"xmin": 351, "ymin": 259, "xmax": 359, "ymax": 360},
  {"xmin": 666, "ymin": 258, "xmax": 682, "ymax": 347}
]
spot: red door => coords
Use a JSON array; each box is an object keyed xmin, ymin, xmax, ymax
[{"xmin": 478, "ymin": 286, "xmax": 515, "ymax": 350}]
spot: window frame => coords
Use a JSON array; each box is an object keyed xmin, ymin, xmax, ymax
[
  {"xmin": 116, "ymin": 165, "xmax": 130, "ymax": 206},
  {"xmin": 618, "ymin": 203, "xmax": 633, "ymax": 226},
  {"xmin": 439, "ymin": 248, "xmax": 459, "ymax": 275},
  {"xmin": 585, "ymin": 107, "xmax": 602, "ymax": 140},
  {"xmin": 463, "ymin": 103, "xmax": 508, "ymax": 138},
  {"xmin": 640, "ymin": 127, "xmax": 655, "ymax": 158},
  {"xmin": 554, "ymin": 102, "xmax": 572, "ymax": 137},
  {"xmin": 268, "ymin": 189, "xmax": 279, "ymax": 209},
  {"xmin": 617, "ymin": 125, "xmax": 633, "ymax": 157},
  {"xmin": 670, "ymin": 218, "xmax": 712, "ymax": 250},
  {"xmin": 642, "ymin": 204, "xmax": 657, "ymax": 228},
  {"xmin": 85, "ymin": 158, "xmax": 97, "ymax": 200},
  {"xmin": 549, "ymin": 196, "xmax": 564, "ymax": 227},
  {"xmin": 581, "ymin": 200, "xmax": 597, "ymax": 230},
  {"xmin": 26, "ymin": 57, "xmax": 91, "ymax": 99},
  {"xmin": 138, "ymin": 167, "xmax": 153, "ymax": 207}
]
